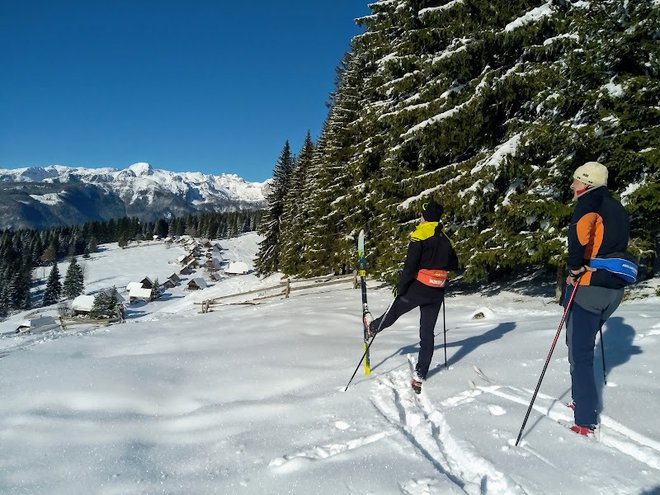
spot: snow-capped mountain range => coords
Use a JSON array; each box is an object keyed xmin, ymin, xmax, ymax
[{"xmin": 0, "ymin": 163, "xmax": 268, "ymax": 229}]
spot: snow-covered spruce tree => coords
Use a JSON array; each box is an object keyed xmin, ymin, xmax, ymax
[
  {"xmin": 255, "ymin": 141, "xmax": 296, "ymax": 276},
  {"xmin": 42, "ymin": 264, "xmax": 62, "ymax": 306},
  {"xmin": 473, "ymin": 0, "xmax": 660, "ymax": 280},
  {"xmin": 334, "ymin": 4, "xmax": 413, "ymax": 279},
  {"xmin": 278, "ymin": 132, "xmax": 315, "ymax": 275},
  {"xmin": 284, "ymin": 0, "xmax": 658, "ymax": 283},
  {"xmin": 558, "ymin": 0, "xmax": 660, "ymax": 276},
  {"xmin": 90, "ymin": 288, "xmax": 120, "ymax": 319},
  {"xmin": 344, "ymin": 0, "xmax": 453, "ymax": 283},
  {"xmin": 294, "ymin": 123, "xmax": 335, "ymax": 276},
  {"xmin": 150, "ymin": 278, "xmax": 161, "ymax": 300},
  {"xmin": 90, "ymin": 292, "xmax": 110, "ymax": 319},
  {"xmin": 298, "ymin": 41, "xmax": 387, "ymax": 276},
  {"xmin": 62, "ymin": 257, "xmax": 84, "ymax": 299},
  {"xmin": 346, "ymin": 0, "xmax": 579, "ymax": 282}
]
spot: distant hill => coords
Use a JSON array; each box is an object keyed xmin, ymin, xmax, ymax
[{"xmin": 0, "ymin": 163, "xmax": 268, "ymax": 229}]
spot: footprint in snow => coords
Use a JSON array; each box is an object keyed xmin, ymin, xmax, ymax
[
  {"xmin": 487, "ymin": 404, "xmax": 507, "ymax": 416},
  {"xmin": 401, "ymin": 476, "xmax": 465, "ymax": 495},
  {"xmin": 440, "ymin": 389, "xmax": 480, "ymax": 408},
  {"xmin": 636, "ymin": 321, "xmax": 660, "ymax": 338}
]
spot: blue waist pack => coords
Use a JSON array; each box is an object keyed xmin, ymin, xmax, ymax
[{"xmin": 589, "ymin": 253, "xmax": 638, "ymax": 284}]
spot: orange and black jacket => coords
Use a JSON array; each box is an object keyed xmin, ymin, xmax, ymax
[
  {"xmin": 568, "ymin": 186, "xmax": 630, "ymax": 288},
  {"xmin": 397, "ymin": 222, "xmax": 459, "ymax": 296}
]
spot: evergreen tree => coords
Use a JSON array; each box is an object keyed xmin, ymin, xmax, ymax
[
  {"xmin": 90, "ymin": 288, "xmax": 120, "ymax": 319},
  {"xmin": 9, "ymin": 269, "xmax": 31, "ymax": 311},
  {"xmin": 278, "ymin": 0, "xmax": 658, "ymax": 283},
  {"xmin": 108, "ymin": 288, "xmax": 120, "ymax": 318},
  {"xmin": 117, "ymin": 236, "xmax": 129, "ymax": 249},
  {"xmin": 279, "ymin": 132, "xmax": 315, "ymax": 274},
  {"xmin": 42, "ymin": 264, "xmax": 62, "ymax": 306},
  {"xmin": 255, "ymin": 141, "xmax": 296, "ymax": 275},
  {"xmin": 298, "ymin": 51, "xmax": 368, "ymax": 277},
  {"xmin": 30, "ymin": 235, "xmax": 44, "ymax": 264},
  {"xmin": 86, "ymin": 237, "xmax": 98, "ymax": 255},
  {"xmin": 0, "ymin": 287, "xmax": 9, "ymax": 318},
  {"xmin": 150, "ymin": 278, "xmax": 161, "ymax": 300},
  {"xmin": 155, "ymin": 219, "xmax": 169, "ymax": 238},
  {"xmin": 62, "ymin": 258, "xmax": 85, "ymax": 299},
  {"xmin": 90, "ymin": 292, "xmax": 110, "ymax": 319}
]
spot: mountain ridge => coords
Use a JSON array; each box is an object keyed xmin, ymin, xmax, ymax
[{"xmin": 0, "ymin": 162, "xmax": 268, "ymax": 229}]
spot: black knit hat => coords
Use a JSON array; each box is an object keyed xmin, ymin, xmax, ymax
[{"xmin": 421, "ymin": 201, "xmax": 443, "ymax": 222}]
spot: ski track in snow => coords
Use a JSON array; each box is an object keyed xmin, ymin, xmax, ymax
[
  {"xmin": 369, "ymin": 361, "xmax": 527, "ymax": 495},
  {"xmin": 268, "ymin": 431, "xmax": 393, "ymax": 473},
  {"xmin": 0, "ymin": 325, "xmax": 102, "ymax": 357},
  {"xmin": 268, "ymin": 361, "xmax": 527, "ymax": 494},
  {"xmin": 461, "ymin": 367, "xmax": 660, "ymax": 473},
  {"xmin": 262, "ymin": 302, "xmax": 660, "ymax": 493}
]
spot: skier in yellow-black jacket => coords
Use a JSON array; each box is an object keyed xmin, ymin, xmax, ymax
[{"xmin": 365, "ymin": 200, "xmax": 459, "ymax": 393}]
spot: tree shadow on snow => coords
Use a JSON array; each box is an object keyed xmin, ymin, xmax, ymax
[
  {"xmin": 428, "ymin": 322, "xmax": 517, "ymax": 379},
  {"xmin": 124, "ymin": 310, "xmax": 148, "ymax": 319},
  {"xmin": 596, "ymin": 316, "xmax": 641, "ymax": 411},
  {"xmin": 371, "ymin": 322, "xmax": 517, "ymax": 378},
  {"xmin": 370, "ymin": 342, "xmax": 419, "ymax": 373},
  {"xmin": 155, "ymin": 293, "xmax": 184, "ymax": 301}
]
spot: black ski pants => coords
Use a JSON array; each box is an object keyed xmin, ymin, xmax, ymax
[{"xmin": 372, "ymin": 283, "xmax": 444, "ymax": 379}]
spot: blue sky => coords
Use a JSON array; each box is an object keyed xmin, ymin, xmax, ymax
[{"xmin": 0, "ymin": 1, "xmax": 370, "ymax": 182}]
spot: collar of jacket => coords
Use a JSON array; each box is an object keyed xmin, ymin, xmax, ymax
[
  {"xmin": 577, "ymin": 184, "xmax": 607, "ymax": 199},
  {"xmin": 411, "ymin": 221, "xmax": 439, "ymax": 241}
]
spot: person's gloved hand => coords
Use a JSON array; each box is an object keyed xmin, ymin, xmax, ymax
[{"xmin": 566, "ymin": 266, "xmax": 586, "ymax": 286}]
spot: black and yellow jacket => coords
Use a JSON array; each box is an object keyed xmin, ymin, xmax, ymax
[
  {"xmin": 568, "ymin": 186, "xmax": 630, "ymax": 288},
  {"xmin": 397, "ymin": 221, "xmax": 459, "ymax": 296}
]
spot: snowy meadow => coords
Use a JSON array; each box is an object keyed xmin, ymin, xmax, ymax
[{"xmin": 1, "ymin": 233, "xmax": 659, "ymax": 495}]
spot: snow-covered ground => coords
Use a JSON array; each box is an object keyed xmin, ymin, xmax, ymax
[{"xmin": 1, "ymin": 233, "xmax": 659, "ymax": 494}]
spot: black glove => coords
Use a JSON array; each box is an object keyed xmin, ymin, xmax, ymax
[{"xmin": 568, "ymin": 266, "xmax": 586, "ymax": 279}]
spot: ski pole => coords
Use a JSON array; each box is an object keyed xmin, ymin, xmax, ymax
[
  {"xmin": 515, "ymin": 281, "xmax": 580, "ymax": 446},
  {"xmin": 344, "ymin": 335, "xmax": 377, "ymax": 392},
  {"xmin": 344, "ymin": 299, "xmax": 395, "ymax": 392},
  {"xmin": 443, "ymin": 298, "xmax": 447, "ymax": 368},
  {"xmin": 599, "ymin": 325, "xmax": 607, "ymax": 385}
]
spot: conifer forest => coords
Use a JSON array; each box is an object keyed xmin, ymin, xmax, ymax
[
  {"xmin": 257, "ymin": 0, "xmax": 659, "ymax": 286},
  {"xmin": 0, "ymin": 211, "xmax": 263, "ymax": 316}
]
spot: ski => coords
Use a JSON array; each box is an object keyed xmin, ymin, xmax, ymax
[
  {"xmin": 470, "ymin": 369, "xmax": 608, "ymax": 443},
  {"xmin": 357, "ymin": 230, "xmax": 371, "ymax": 375}
]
